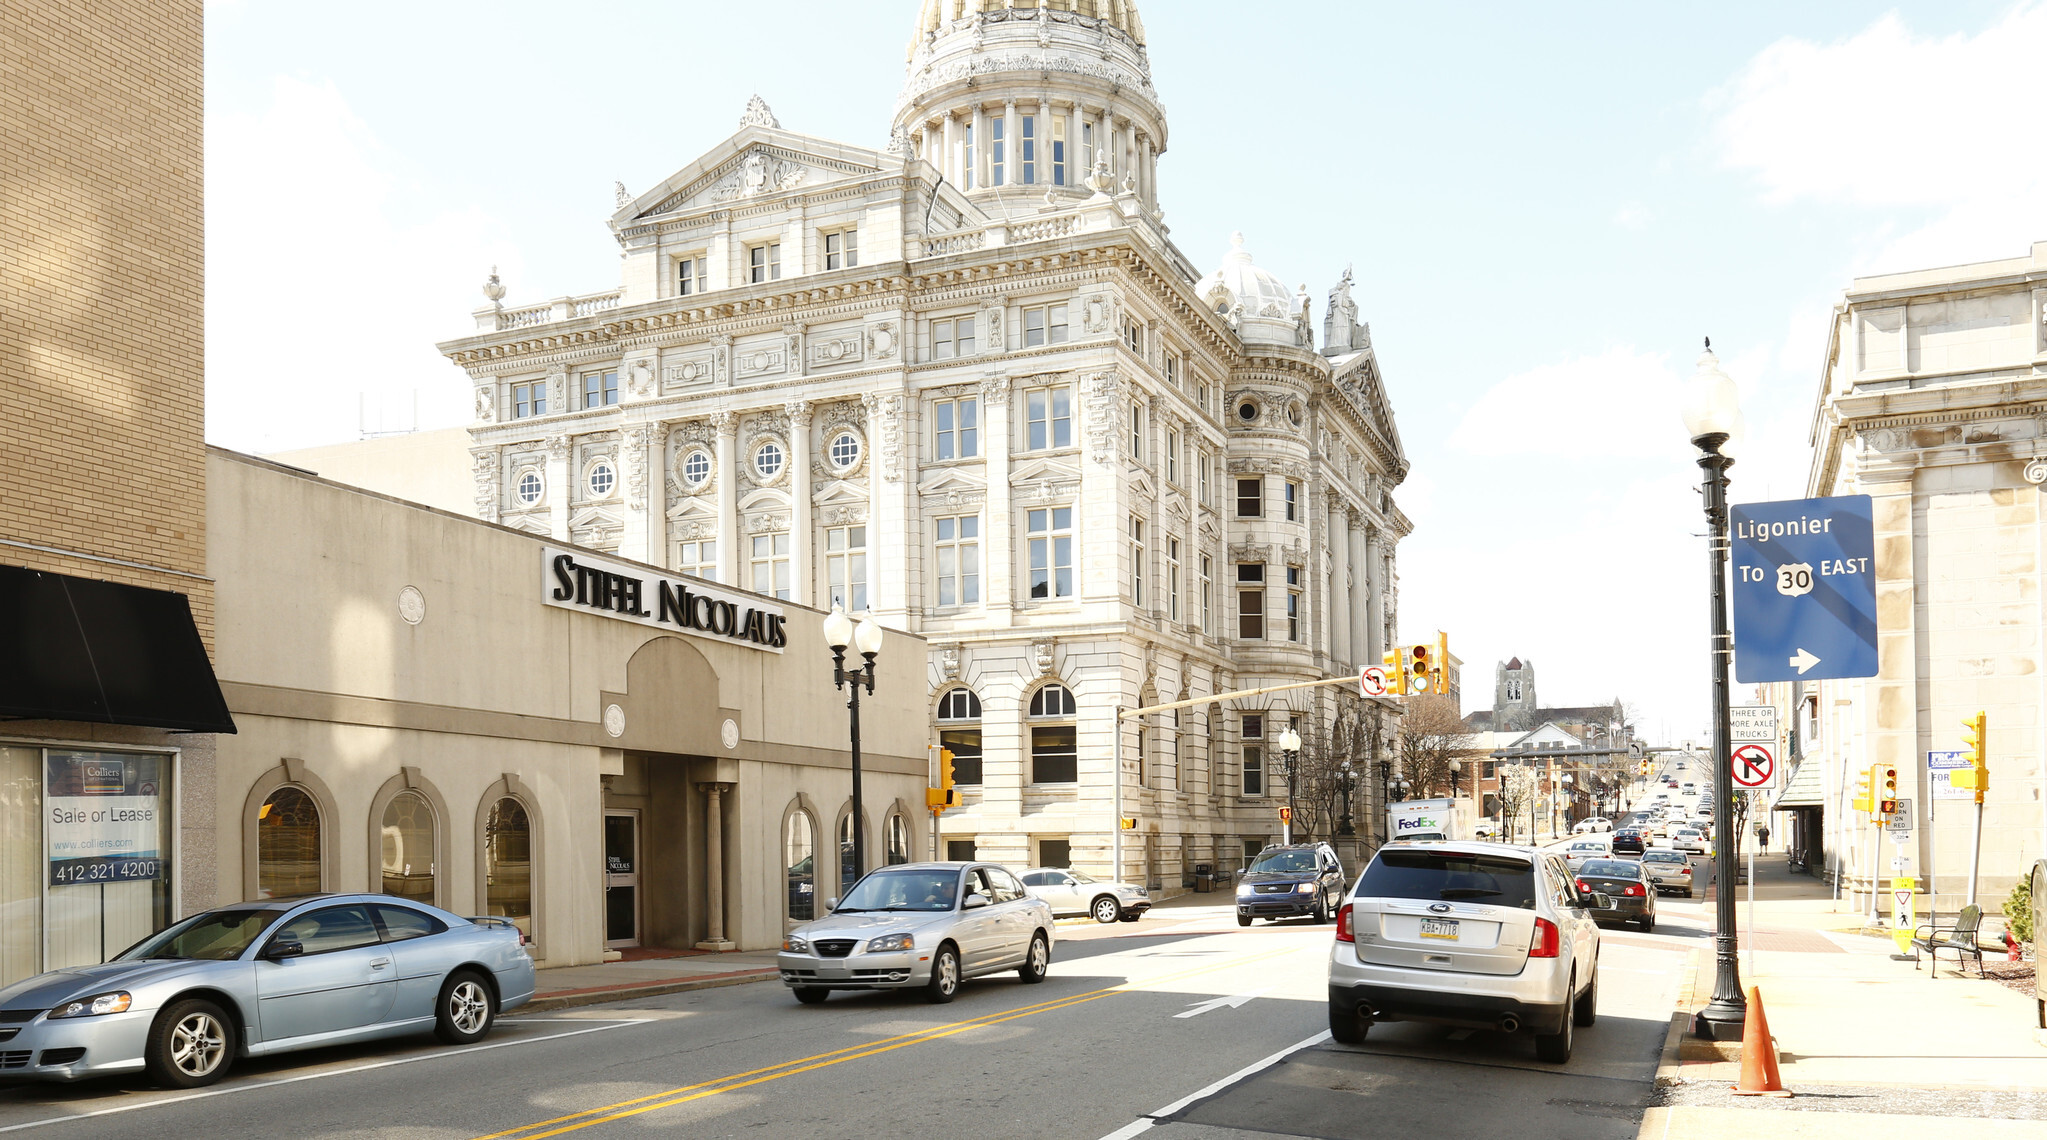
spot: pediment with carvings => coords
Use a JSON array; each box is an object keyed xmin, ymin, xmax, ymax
[{"xmin": 631, "ymin": 142, "xmax": 878, "ymax": 221}]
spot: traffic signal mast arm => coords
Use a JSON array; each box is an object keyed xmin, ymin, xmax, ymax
[{"xmin": 1953, "ymin": 712, "xmax": 1988, "ymax": 803}]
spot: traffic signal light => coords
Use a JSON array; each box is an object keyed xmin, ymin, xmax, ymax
[
  {"xmin": 1852, "ymin": 768, "xmax": 1873, "ymax": 814},
  {"xmin": 1876, "ymin": 763, "xmax": 1899, "ymax": 817},
  {"xmin": 1119, "ymin": 816, "xmax": 1137, "ymax": 830},
  {"xmin": 1408, "ymin": 643, "xmax": 1433, "ymax": 695},
  {"xmin": 1433, "ymin": 631, "xmax": 1451, "ymax": 698},
  {"xmin": 1382, "ymin": 648, "xmax": 1408, "ymax": 699},
  {"xmin": 1956, "ymin": 711, "xmax": 1988, "ymax": 804},
  {"xmin": 927, "ymin": 747, "xmax": 957, "ymax": 810},
  {"xmin": 1279, "ymin": 806, "xmax": 1293, "ymax": 825}
]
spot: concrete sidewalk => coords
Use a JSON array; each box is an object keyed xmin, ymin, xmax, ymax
[{"xmin": 1647, "ymin": 852, "xmax": 2047, "ymax": 1136}]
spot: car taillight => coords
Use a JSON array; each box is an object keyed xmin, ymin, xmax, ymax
[
  {"xmin": 1624, "ymin": 884, "xmax": 1645, "ymax": 897},
  {"xmin": 1679, "ymin": 867, "xmax": 1692, "ymax": 875},
  {"xmin": 1335, "ymin": 902, "xmax": 1354, "ymax": 943},
  {"xmin": 1529, "ymin": 917, "xmax": 1561, "ymax": 958}
]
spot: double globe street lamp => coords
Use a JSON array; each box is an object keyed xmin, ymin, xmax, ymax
[
  {"xmin": 1277, "ymin": 727, "xmax": 1303, "ymax": 842},
  {"xmin": 1681, "ymin": 338, "xmax": 1748, "ymax": 1039},
  {"xmin": 823, "ymin": 606, "xmax": 884, "ymax": 884}
]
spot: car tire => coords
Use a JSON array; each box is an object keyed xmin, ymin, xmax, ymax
[
  {"xmin": 793, "ymin": 986, "xmax": 830, "ymax": 1004},
  {"xmin": 925, "ymin": 943, "xmax": 960, "ymax": 1004},
  {"xmin": 1637, "ymin": 916, "xmax": 1656, "ymax": 933},
  {"xmin": 434, "ymin": 969, "xmax": 498, "ymax": 1045},
  {"xmin": 1236, "ymin": 915, "xmax": 1251, "ymax": 927},
  {"xmin": 1535, "ymin": 973, "xmax": 1575, "ymax": 1063},
  {"xmin": 1092, "ymin": 897, "xmax": 1121, "ymax": 924},
  {"xmin": 1019, "ymin": 933, "xmax": 1050, "ymax": 984},
  {"xmin": 1683, "ymin": 889, "xmax": 1694, "ymax": 899},
  {"xmin": 1327, "ymin": 1002, "xmax": 1369, "ymax": 1044},
  {"xmin": 1573, "ymin": 966, "xmax": 1599, "ymax": 1027},
  {"xmin": 144, "ymin": 997, "xmax": 236, "ymax": 1089},
  {"xmin": 1313, "ymin": 895, "xmax": 1330, "ymax": 924}
]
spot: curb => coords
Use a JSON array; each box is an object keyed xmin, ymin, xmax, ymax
[
  {"xmin": 523, "ymin": 968, "xmax": 779, "ymax": 1012},
  {"xmin": 1653, "ymin": 948, "xmax": 1704, "ymax": 1087}
]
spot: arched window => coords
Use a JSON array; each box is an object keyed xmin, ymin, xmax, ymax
[
  {"xmin": 379, "ymin": 791, "xmax": 436, "ymax": 902},
  {"xmin": 1028, "ymin": 684, "xmax": 1078, "ymax": 784},
  {"xmin": 785, "ymin": 810, "xmax": 816, "ymax": 923},
  {"xmin": 936, "ymin": 687, "xmax": 983, "ymax": 785},
  {"xmin": 838, "ymin": 813, "xmax": 867, "ymax": 896},
  {"xmin": 257, "ymin": 786, "xmax": 322, "ymax": 898},
  {"xmin": 886, "ymin": 813, "xmax": 910, "ymax": 865},
  {"xmin": 483, "ymin": 797, "xmax": 532, "ymax": 941}
]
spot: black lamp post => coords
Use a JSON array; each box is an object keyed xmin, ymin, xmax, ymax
[
  {"xmin": 823, "ymin": 606, "xmax": 883, "ymax": 886},
  {"xmin": 1682, "ymin": 339, "xmax": 1747, "ymax": 1039},
  {"xmin": 1378, "ymin": 759, "xmax": 1392, "ymax": 841},
  {"xmin": 1277, "ymin": 727, "xmax": 1303, "ymax": 843},
  {"xmin": 1448, "ymin": 758, "xmax": 1462, "ymax": 798},
  {"xmin": 1337, "ymin": 761, "xmax": 1357, "ymax": 836}
]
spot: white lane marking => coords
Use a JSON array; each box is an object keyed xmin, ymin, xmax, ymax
[
  {"xmin": 1172, "ymin": 990, "xmax": 1266, "ymax": 1019},
  {"xmin": 1094, "ymin": 1030, "xmax": 1331, "ymax": 1139},
  {"xmin": 0, "ymin": 1020, "xmax": 653, "ymax": 1135}
]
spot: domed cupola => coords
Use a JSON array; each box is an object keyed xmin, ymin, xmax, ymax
[
  {"xmin": 896, "ymin": 0, "xmax": 1167, "ymax": 214},
  {"xmin": 1196, "ymin": 233, "xmax": 1311, "ymax": 347}
]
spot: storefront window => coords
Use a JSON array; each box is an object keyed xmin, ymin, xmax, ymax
[
  {"xmin": 258, "ymin": 785, "xmax": 322, "ymax": 899},
  {"xmin": 483, "ymin": 797, "xmax": 532, "ymax": 941},
  {"xmin": 379, "ymin": 790, "xmax": 436, "ymax": 902},
  {"xmin": 785, "ymin": 811, "xmax": 816, "ymax": 923},
  {"xmin": 1, "ymin": 747, "xmax": 40, "ymax": 987},
  {"xmin": 43, "ymin": 749, "xmax": 172, "ymax": 971}
]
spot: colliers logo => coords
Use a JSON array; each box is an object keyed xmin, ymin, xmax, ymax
[{"xmin": 543, "ymin": 548, "xmax": 787, "ymax": 651}]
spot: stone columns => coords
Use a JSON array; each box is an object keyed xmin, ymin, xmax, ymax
[
  {"xmin": 545, "ymin": 433, "xmax": 571, "ymax": 540},
  {"xmin": 787, "ymin": 400, "xmax": 813, "ymax": 606},
  {"xmin": 620, "ymin": 423, "xmax": 662, "ymax": 565},
  {"xmin": 942, "ymin": 112, "xmax": 958, "ymax": 185},
  {"xmin": 970, "ymin": 104, "xmax": 986, "ymax": 189},
  {"xmin": 1329, "ymin": 496, "xmax": 1352, "ymax": 667},
  {"xmin": 693, "ymin": 782, "xmax": 734, "ymax": 951},
  {"xmin": 1065, "ymin": 101, "xmax": 1081, "ymax": 188},
  {"xmin": 1362, "ymin": 522, "xmax": 1384, "ymax": 664},
  {"xmin": 983, "ymin": 374, "xmax": 1014, "ymax": 623},
  {"xmin": 1349, "ymin": 513, "xmax": 1371, "ymax": 667},
  {"xmin": 1001, "ymin": 100, "xmax": 1016, "ymax": 186},
  {"xmin": 713, "ymin": 412, "xmax": 739, "ymax": 583}
]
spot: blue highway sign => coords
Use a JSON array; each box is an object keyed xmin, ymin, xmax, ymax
[{"xmin": 1729, "ymin": 495, "xmax": 1879, "ymax": 683}]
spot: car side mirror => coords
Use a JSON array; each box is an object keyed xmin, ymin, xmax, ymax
[
  {"xmin": 824, "ymin": 897, "xmax": 839, "ymax": 912},
  {"xmin": 264, "ymin": 935, "xmax": 304, "ymax": 960},
  {"xmin": 963, "ymin": 892, "xmax": 991, "ymax": 909}
]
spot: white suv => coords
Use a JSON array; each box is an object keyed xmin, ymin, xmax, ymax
[{"xmin": 1327, "ymin": 841, "xmax": 1603, "ymax": 1063}]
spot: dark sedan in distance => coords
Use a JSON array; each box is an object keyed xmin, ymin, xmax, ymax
[
  {"xmin": 1572, "ymin": 859, "xmax": 1656, "ymax": 932},
  {"xmin": 1609, "ymin": 829, "xmax": 1645, "ymax": 856}
]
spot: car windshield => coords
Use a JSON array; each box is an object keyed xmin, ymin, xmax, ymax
[
  {"xmin": 1358, "ymin": 849, "xmax": 1538, "ymax": 909},
  {"xmin": 833, "ymin": 869, "xmax": 960, "ymax": 912},
  {"xmin": 1248, "ymin": 850, "xmax": 1317, "ymax": 874},
  {"xmin": 117, "ymin": 908, "xmax": 276, "ymax": 961},
  {"xmin": 1578, "ymin": 860, "xmax": 1641, "ymax": 879}
]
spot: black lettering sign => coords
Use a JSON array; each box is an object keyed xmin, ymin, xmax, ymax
[
  {"xmin": 546, "ymin": 550, "xmax": 782, "ymax": 650},
  {"xmin": 552, "ymin": 555, "xmax": 576, "ymax": 601}
]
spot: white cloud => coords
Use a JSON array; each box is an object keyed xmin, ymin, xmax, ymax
[
  {"xmin": 1447, "ymin": 346, "xmax": 1683, "ymax": 461},
  {"xmin": 1612, "ymin": 202, "xmax": 1652, "ymax": 231},
  {"xmin": 206, "ymin": 77, "xmax": 517, "ymax": 452},
  {"xmin": 1711, "ymin": 4, "xmax": 2047, "ymax": 272}
]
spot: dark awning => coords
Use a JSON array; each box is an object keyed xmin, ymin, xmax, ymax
[{"xmin": 0, "ymin": 564, "xmax": 237, "ymax": 733}]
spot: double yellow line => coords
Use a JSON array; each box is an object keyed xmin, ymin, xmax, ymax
[{"xmin": 475, "ymin": 944, "xmax": 1299, "ymax": 1140}]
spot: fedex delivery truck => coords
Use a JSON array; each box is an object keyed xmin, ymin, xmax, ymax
[{"xmin": 1387, "ymin": 797, "xmax": 1469, "ymax": 842}]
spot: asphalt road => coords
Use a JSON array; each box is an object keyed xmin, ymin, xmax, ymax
[{"xmin": 0, "ymin": 897, "xmax": 1702, "ymax": 1140}]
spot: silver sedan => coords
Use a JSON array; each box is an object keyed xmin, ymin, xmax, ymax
[
  {"xmin": 0, "ymin": 894, "xmax": 534, "ymax": 1087},
  {"xmin": 777, "ymin": 862, "xmax": 1054, "ymax": 1004}
]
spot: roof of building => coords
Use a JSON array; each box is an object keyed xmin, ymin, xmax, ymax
[
  {"xmin": 1504, "ymin": 657, "xmax": 1523, "ymax": 671},
  {"xmin": 912, "ymin": 0, "xmax": 1146, "ymax": 53},
  {"xmin": 1195, "ymin": 233, "xmax": 1302, "ymax": 322}
]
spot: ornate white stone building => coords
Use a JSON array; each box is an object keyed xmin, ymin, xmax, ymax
[{"xmin": 438, "ymin": 0, "xmax": 1412, "ymax": 897}]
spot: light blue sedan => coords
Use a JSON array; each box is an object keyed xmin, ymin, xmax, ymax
[{"xmin": 0, "ymin": 893, "xmax": 534, "ymax": 1087}]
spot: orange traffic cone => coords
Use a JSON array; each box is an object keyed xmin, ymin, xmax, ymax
[{"xmin": 1729, "ymin": 985, "xmax": 1792, "ymax": 1097}]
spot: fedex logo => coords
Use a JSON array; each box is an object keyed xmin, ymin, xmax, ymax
[{"xmin": 1395, "ymin": 815, "xmax": 1441, "ymax": 832}]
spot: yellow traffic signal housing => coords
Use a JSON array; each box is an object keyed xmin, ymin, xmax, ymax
[
  {"xmin": 1382, "ymin": 647, "xmax": 1407, "ymax": 699},
  {"xmin": 1409, "ymin": 643, "xmax": 1433, "ymax": 695},
  {"xmin": 1119, "ymin": 816, "xmax": 1137, "ymax": 830},
  {"xmin": 1851, "ymin": 769, "xmax": 1874, "ymax": 814},
  {"xmin": 1958, "ymin": 711, "xmax": 1988, "ymax": 803},
  {"xmin": 1876, "ymin": 763, "xmax": 1899, "ymax": 817},
  {"xmin": 1433, "ymin": 632, "xmax": 1451, "ymax": 698},
  {"xmin": 926, "ymin": 747, "xmax": 957, "ymax": 811}
]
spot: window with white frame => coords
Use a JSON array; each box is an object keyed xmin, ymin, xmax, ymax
[
  {"xmin": 748, "ymin": 242, "xmax": 781, "ymax": 283},
  {"xmin": 1286, "ymin": 566, "xmax": 1302, "ymax": 642},
  {"xmin": 1020, "ymin": 113, "xmax": 1036, "ymax": 184},
  {"xmin": 937, "ymin": 688, "xmax": 983, "ymax": 784},
  {"xmin": 1081, "ymin": 120, "xmax": 1095, "ymax": 173},
  {"xmin": 516, "ymin": 470, "xmax": 544, "ymax": 507},
  {"xmin": 679, "ymin": 447, "xmax": 713, "ymax": 490},
  {"xmin": 586, "ymin": 457, "xmax": 616, "ymax": 499},
  {"xmin": 990, "ymin": 115, "xmax": 1006, "ymax": 186},
  {"xmin": 1028, "ymin": 684, "xmax": 1078, "ymax": 784},
  {"xmin": 960, "ymin": 122, "xmax": 975, "ymax": 191},
  {"xmin": 1242, "ymin": 713, "xmax": 1265, "ymax": 796},
  {"xmin": 1165, "ymin": 429, "xmax": 1179, "ymax": 484},
  {"xmin": 1050, "ymin": 114, "xmax": 1067, "ymax": 186},
  {"xmin": 1128, "ymin": 401, "xmax": 1143, "ymax": 461},
  {"xmin": 583, "ymin": 370, "xmax": 618, "ymax": 409},
  {"xmin": 1237, "ymin": 477, "xmax": 1263, "ymax": 518},
  {"xmin": 750, "ymin": 533, "xmax": 791, "ymax": 599},
  {"xmin": 1237, "ymin": 563, "xmax": 1265, "ymax": 639},
  {"xmin": 1025, "ymin": 385, "xmax": 1072, "ymax": 450},
  {"xmin": 1027, "ymin": 506, "xmax": 1074, "ymax": 599},
  {"xmin": 1198, "ymin": 452, "xmax": 1210, "ymax": 507},
  {"xmin": 753, "ymin": 441, "xmax": 785, "ymax": 481},
  {"xmin": 826, "ymin": 431, "xmax": 861, "ymax": 472},
  {"xmin": 823, "ymin": 227, "xmax": 858, "ymax": 270},
  {"xmin": 512, "ymin": 380, "xmax": 547, "ymax": 419},
  {"xmin": 1123, "ymin": 319, "xmax": 1142, "ymax": 354},
  {"xmin": 1165, "ymin": 353, "xmax": 1180, "ymax": 389},
  {"xmin": 934, "ymin": 396, "xmax": 979, "ymax": 459},
  {"xmin": 1022, "ymin": 303, "xmax": 1068, "ymax": 347},
  {"xmin": 825, "ymin": 525, "xmax": 867, "ymax": 611},
  {"xmin": 1129, "ymin": 517, "xmax": 1145, "ymax": 606},
  {"xmin": 1285, "ymin": 480, "xmax": 1299, "ymax": 521},
  {"xmin": 1199, "ymin": 553, "xmax": 1213, "ymax": 635},
  {"xmin": 1166, "ymin": 537, "xmax": 1181, "ymax": 622},
  {"xmin": 677, "ymin": 255, "xmax": 708, "ymax": 296},
  {"xmin": 934, "ymin": 515, "xmax": 980, "ymax": 607},
  {"xmin": 931, "ymin": 316, "xmax": 977, "ymax": 360},
  {"xmin": 1172, "ymin": 708, "xmax": 1186, "ymax": 790},
  {"xmin": 677, "ymin": 539, "xmax": 717, "ymax": 581}
]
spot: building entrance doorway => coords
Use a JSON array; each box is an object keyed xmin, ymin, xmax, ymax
[{"xmin": 604, "ymin": 809, "xmax": 641, "ymax": 949}]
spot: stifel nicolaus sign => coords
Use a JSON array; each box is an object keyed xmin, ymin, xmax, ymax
[{"xmin": 542, "ymin": 547, "xmax": 788, "ymax": 651}]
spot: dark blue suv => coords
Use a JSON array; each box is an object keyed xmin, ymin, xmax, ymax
[{"xmin": 1235, "ymin": 843, "xmax": 1346, "ymax": 926}]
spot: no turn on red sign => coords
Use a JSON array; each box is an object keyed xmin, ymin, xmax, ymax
[{"xmin": 1731, "ymin": 744, "xmax": 1778, "ymax": 790}]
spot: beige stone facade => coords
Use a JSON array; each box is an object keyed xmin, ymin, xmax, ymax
[{"xmin": 1772, "ymin": 240, "xmax": 2047, "ymax": 912}]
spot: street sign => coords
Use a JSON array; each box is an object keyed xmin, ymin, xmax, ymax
[
  {"xmin": 1927, "ymin": 751, "xmax": 1971, "ymax": 800},
  {"xmin": 1358, "ymin": 666, "xmax": 1389, "ymax": 698},
  {"xmin": 1886, "ymin": 799, "xmax": 1914, "ymax": 834},
  {"xmin": 1729, "ymin": 495, "xmax": 1879, "ymax": 683},
  {"xmin": 1730, "ymin": 743, "xmax": 1777, "ymax": 789},
  {"xmin": 1730, "ymin": 705, "xmax": 1779, "ymax": 744}
]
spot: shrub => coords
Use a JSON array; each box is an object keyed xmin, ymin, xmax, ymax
[{"xmin": 2004, "ymin": 871, "xmax": 2035, "ymax": 947}]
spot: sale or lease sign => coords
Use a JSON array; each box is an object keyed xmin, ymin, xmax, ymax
[{"xmin": 45, "ymin": 752, "xmax": 167, "ymax": 886}]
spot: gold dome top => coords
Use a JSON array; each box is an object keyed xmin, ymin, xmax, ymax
[{"xmin": 910, "ymin": 0, "xmax": 1145, "ymax": 57}]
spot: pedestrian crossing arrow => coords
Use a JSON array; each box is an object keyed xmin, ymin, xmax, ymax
[{"xmin": 1175, "ymin": 991, "xmax": 1264, "ymax": 1018}]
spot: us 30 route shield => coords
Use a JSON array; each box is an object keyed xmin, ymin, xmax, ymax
[{"xmin": 1729, "ymin": 495, "xmax": 1879, "ymax": 683}]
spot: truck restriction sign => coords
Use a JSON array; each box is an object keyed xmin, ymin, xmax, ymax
[
  {"xmin": 1358, "ymin": 666, "xmax": 1389, "ymax": 698},
  {"xmin": 1731, "ymin": 744, "xmax": 1777, "ymax": 789}
]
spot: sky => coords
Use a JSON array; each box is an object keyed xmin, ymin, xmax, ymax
[{"xmin": 202, "ymin": 1, "xmax": 2047, "ymax": 744}]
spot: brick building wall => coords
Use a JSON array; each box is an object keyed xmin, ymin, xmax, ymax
[{"xmin": 0, "ymin": 0, "xmax": 211, "ymax": 644}]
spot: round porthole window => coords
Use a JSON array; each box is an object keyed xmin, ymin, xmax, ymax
[
  {"xmin": 516, "ymin": 470, "xmax": 544, "ymax": 506},
  {"xmin": 828, "ymin": 431, "xmax": 861, "ymax": 471},
  {"xmin": 587, "ymin": 458, "xmax": 616, "ymax": 498},
  {"xmin": 1236, "ymin": 400, "xmax": 1259, "ymax": 423},
  {"xmin": 1287, "ymin": 402, "xmax": 1303, "ymax": 427},
  {"xmin": 754, "ymin": 441, "xmax": 786, "ymax": 480},
  {"xmin": 680, "ymin": 447, "xmax": 712, "ymax": 489}
]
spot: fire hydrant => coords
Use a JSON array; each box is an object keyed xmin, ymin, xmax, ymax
[{"xmin": 2003, "ymin": 931, "xmax": 2023, "ymax": 962}]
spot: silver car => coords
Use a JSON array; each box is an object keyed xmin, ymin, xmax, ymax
[
  {"xmin": 1327, "ymin": 841, "xmax": 1604, "ymax": 1063},
  {"xmin": 0, "ymin": 894, "xmax": 534, "ymax": 1087},
  {"xmin": 777, "ymin": 862, "xmax": 1054, "ymax": 1004},
  {"xmin": 1018, "ymin": 867, "xmax": 1151, "ymax": 923}
]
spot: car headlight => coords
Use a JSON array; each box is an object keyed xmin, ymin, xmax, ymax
[
  {"xmin": 1297, "ymin": 882, "xmax": 1317, "ymax": 893},
  {"xmin": 866, "ymin": 933, "xmax": 915, "ymax": 953},
  {"xmin": 50, "ymin": 991, "xmax": 131, "ymax": 1019},
  {"xmin": 1117, "ymin": 886, "xmax": 1147, "ymax": 898},
  {"xmin": 782, "ymin": 936, "xmax": 809, "ymax": 954}
]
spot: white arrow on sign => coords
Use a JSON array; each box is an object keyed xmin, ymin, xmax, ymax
[
  {"xmin": 1789, "ymin": 648, "xmax": 1820, "ymax": 674},
  {"xmin": 1175, "ymin": 991, "xmax": 1264, "ymax": 1019}
]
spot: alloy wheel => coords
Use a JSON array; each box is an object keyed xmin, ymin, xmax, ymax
[
  {"xmin": 170, "ymin": 1011, "xmax": 226, "ymax": 1077},
  {"xmin": 449, "ymin": 980, "xmax": 491, "ymax": 1034}
]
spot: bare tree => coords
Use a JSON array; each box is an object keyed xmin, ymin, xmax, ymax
[
  {"xmin": 1393, "ymin": 695, "xmax": 1481, "ymax": 798},
  {"xmin": 1497, "ymin": 764, "xmax": 1538, "ymax": 843}
]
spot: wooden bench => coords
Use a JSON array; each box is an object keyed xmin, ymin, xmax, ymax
[{"xmin": 1910, "ymin": 904, "xmax": 1987, "ymax": 978}]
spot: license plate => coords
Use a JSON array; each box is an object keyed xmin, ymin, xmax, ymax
[{"xmin": 1419, "ymin": 917, "xmax": 1459, "ymax": 941}]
